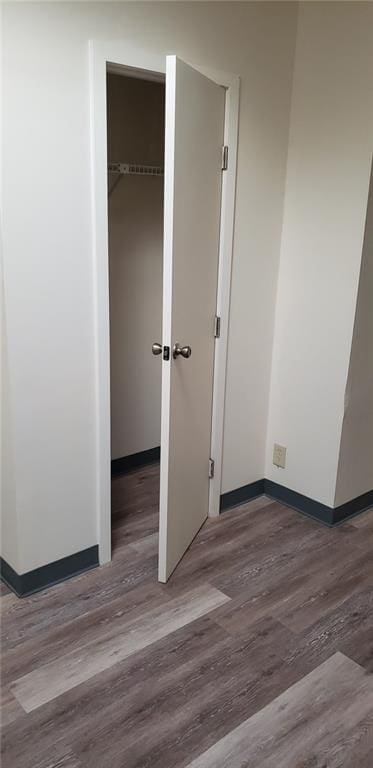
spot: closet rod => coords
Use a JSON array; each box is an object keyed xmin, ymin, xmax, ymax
[{"xmin": 108, "ymin": 162, "xmax": 164, "ymax": 177}]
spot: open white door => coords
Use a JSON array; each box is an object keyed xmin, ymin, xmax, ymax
[{"xmin": 158, "ymin": 56, "xmax": 225, "ymax": 582}]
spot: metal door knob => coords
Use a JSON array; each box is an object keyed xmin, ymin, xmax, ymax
[
  {"xmin": 152, "ymin": 342, "xmax": 162, "ymax": 356},
  {"xmin": 173, "ymin": 343, "xmax": 192, "ymax": 359}
]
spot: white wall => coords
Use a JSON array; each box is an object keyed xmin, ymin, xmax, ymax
[
  {"xmin": 266, "ymin": 2, "xmax": 373, "ymax": 506},
  {"xmin": 335, "ymin": 162, "xmax": 373, "ymax": 506},
  {"xmin": 1, "ymin": 241, "xmax": 20, "ymax": 571},
  {"xmin": 1, "ymin": 1, "xmax": 297, "ymax": 572},
  {"xmin": 108, "ymin": 74, "xmax": 164, "ymax": 460}
]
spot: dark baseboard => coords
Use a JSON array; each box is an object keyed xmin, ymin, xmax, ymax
[
  {"xmin": 333, "ymin": 489, "xmax": 373, "ymax": 524},
  {"xmin": 220, "ymin": 478, "xmax": 373, "ymax": 526},
  {"xmin": 264, "ymin": 480, "xmax": 334, "ymax": 525},
  {"xmin": 111, "ymin": 446, "xmax": 160, "ymax": 477},
  {"xmin": 0, "ymin": 545, "xmax": 99, "ymax": 598},
  {"xmin": 220, "ymin": 479, "xmax": 265, "ymax": 511}
]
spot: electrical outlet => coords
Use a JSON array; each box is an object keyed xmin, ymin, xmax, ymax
[{"xmin": 273, "ymin": 443, "xmax": 287, "ymax": 469}]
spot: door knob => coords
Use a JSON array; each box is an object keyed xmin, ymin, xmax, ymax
[
  {"xmin": 173, "ymin": 343, "xmax": 192, "ymax": 359},
  {"xmin": 152, "ymin": 342, "xmax": 162, "ymax": 356}
]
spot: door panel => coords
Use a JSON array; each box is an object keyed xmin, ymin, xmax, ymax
[{"xmin": 158, "ymin": 56, "xmax": 225, "ymax": 582}]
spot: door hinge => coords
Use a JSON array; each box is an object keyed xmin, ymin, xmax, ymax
[
  {"xmin": 214, "ymin": 315, "xmax": 221, "ymax": 339},
  {"xmin": 209, "ymin": 458, "xmax": 215, "ymax": 479},
  {"xmin": 221, "ymin": 145, "xmax": 228, "ymax": 171}
]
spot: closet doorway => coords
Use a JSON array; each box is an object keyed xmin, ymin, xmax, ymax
[
  {"xmin": 107, "ymin": 71, "xmax": 165, "ymax": 568},
  {"xmin": 90, "ymin": 45, "xmax": 239, "ymax": 583}
]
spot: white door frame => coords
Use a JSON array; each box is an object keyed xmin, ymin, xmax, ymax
[{"xmin": 89, "ymin": 40, "xmax": 239, "ymax": 564}]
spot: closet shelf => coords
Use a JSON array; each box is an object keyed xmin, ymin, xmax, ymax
[{"xmin": 108, "ymin": 162, "xmax": 164, "ymax": 177}]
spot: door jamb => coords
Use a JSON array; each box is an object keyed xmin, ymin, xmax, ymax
[{"xmin": 89, "ymin": 40, "xmax": 239, "ymax": 564}]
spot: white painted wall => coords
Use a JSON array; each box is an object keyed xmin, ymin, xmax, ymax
[
  {"xmin": 266, "ymin": 2, "xmax": 373, "ymax": 506},
  {"xmin": 335, "ymin": 162, "xmax": 373, "ymax": 506},
  {"xmin": 1, "ymin": 234, "xmax": 20, "ymax": 571},
  {"xmin": 1, "ymin": 1, "xmax": 297, "ymax": 572},
  {"xmin": 107, "ymin": 74, "xmax": 164, "ymax": 460}
]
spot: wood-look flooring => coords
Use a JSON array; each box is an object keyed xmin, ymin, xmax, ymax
[{"xmin": 1, "ymin": 462, "xmax": 373, "ymax": 767}]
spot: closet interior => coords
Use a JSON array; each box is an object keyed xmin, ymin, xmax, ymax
[{"xmin": 107, "ymin": 70, "xmax": 165, "ymax": 544}]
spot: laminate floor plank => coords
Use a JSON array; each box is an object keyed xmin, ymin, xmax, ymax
[
  {"xmin": 171, "ymin": 504, "xmax": 333, "ymax": 594},
  {"xmin": 112, "ymin": 505, "xmax": 159, "ymax": 551},
  {"xmin": 111, "ymin": 464, "xmax": 160, "ymax": 552},
  {"xmin": 1, "ymin": 579, "xmax": 186, "ymax": 686},
  {"xmin": 322, "ymin": 588, "xmax": 373, "ymax": 672},
  {"xmin": 1, "ymin": 462, "xmax": 371, "ymax": 768},
  {"xmin": 337, "ymin": 723, "xmax": 373, "ymax": 768},
  {"xmin": 350, "ymin": 506, "xmax": 373, "ymax": 529},
  {"xmin": 0, "ymin": 592, "xmax": 17, "ymax": 610},
  {"xmin": 1, "ymin": 616, "xmax": 300, "ymax": 768},
  {"xmin": 33, "ymin": 749, "xmax": 82, "ymax": 768},
  {"xmin": 111, "ymin": 463, "xmax": 159, "ymax": 515},
  {"xmin": 10, "ymin": 584, "xmax": 230, "ymax": 712},
  {"xmin": 73, "ymin": 617, "xmax": 298, "ymax": 768},
  {"xmin": 0, "ymin": 616, "xmax": 228, "ymax": 768},
  {"xmin": 186, "ymin": 652, "xmax": 373, "ymax": 768},
  {"xmin": 3, "ymin": 607, "xmax": 366, "ymax": 768},
  {"xmin": 0, "ymin": 581, "xmax": 12, "ymax": 597},
  {"xmin": 287, "ymin": 586, "xmax": 373, "ymax": 673},
  {"xmin": 0, "ymin": 685, "xmax": 24, "ymax": 728},
  {"xmin": 130, "ymin": 531, "xmax": 159, "ymax": 556},
  {"xmin": 275, "ymin": 547, "xmax": 373, "ymax": 634},
  {"xmin": 1, "ymin": 546, "xmax": 158, "ymax": 652},
  {"xmin": 208, "ymin": 524, "xmax": 359, "ymax": 600},
  {"xmin": 209, "ymin": 533, "xmax": 370, "ymax": 636}
]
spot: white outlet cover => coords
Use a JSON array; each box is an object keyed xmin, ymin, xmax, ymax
[{"xmin": 273, "ymin": 443, "xmax": 287, "ymax": 469}]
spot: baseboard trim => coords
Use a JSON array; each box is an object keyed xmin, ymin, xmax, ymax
[
  {"xmin": 264, "ymin": 480, "xmax": 334, "ymax": 525},
  {"xmin": 0, "ymin": 546, "xmax": 99, "ymax": 598},
  {"xmin": 333, "ymin": 489, "xmax": 373, "ymax": 524},
  {"xmin": 111, "ymin": 446, "xmax": 160, "ymax": 476},
  {"xmin": 220, "ymin": 479, "xmax": 265, "ymax": 511},
  {"xmin": 220, "ymin": 479, "xmax": 373, "ymax": 526}
]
